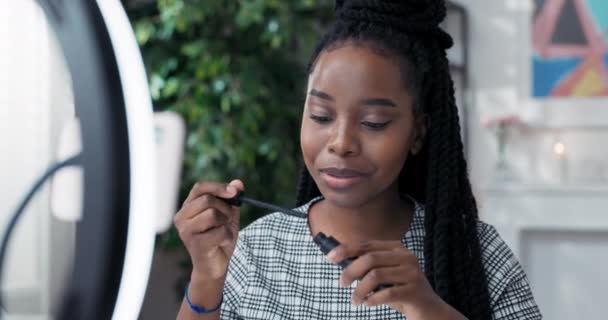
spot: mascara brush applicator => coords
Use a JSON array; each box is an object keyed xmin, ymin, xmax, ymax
[{"xmin": 220, "ymin": 191, "xmax": 307, "ymax": 219}]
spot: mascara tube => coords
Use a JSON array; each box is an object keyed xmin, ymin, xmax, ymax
[{"xmin": 313, "ymin": 232, "xmax": 392, "ymax": 292}]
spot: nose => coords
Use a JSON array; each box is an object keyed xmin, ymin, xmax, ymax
[{"xmin": 327, "ymin": 120, "xmax": 360, "ymax": 157}]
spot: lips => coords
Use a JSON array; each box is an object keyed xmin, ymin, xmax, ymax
[
  {"xmin": 319, "ymin": 167, "xmax": 367, "ymax": 189},
  {"xmin": 320, "ymin": 167, "xmax": 366, "ymax": 177}
]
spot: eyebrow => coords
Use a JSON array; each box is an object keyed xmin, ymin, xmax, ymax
[
  {"xmin": 308, "ymin": 89, "xmax": 334, "ymax": 101},
  {"xmin": 359, "ymin": 98, "xmax": 396, "ymax": 108},
  {"xmin": 308, "ymin": 89, "xmax": 397, "ymax": 108}
]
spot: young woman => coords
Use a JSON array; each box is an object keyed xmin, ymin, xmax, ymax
[{"xmin": 174, "ymin": 1, "xmax": 542, "ymax": 319}]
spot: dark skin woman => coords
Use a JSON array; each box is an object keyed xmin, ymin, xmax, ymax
[
  {"xmin": 174, "ymin": 1, "xmax": 541, "ymax": 319},
  {"xmin": 303, "ymin": 43, "xmax": 456, "ymax": 318}
]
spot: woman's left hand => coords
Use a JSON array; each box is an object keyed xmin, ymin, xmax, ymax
[{"xmin": 326, "ymin": 240, "xmax": 463, "ymax": 319}]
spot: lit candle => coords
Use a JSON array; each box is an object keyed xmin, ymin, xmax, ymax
[
  {"xmin": 553, "ymin": 141, "xmax": 565, "ymax": 159},
  {"xmin": 552, "ymin": 140, "xmax": 567, "ymax": 182}
]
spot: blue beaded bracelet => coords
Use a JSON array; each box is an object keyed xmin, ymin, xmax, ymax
[{"xmin": 185, "ymin": 281, "xmax": 223, "ymax": 314}]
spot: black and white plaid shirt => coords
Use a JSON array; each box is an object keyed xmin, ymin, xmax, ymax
[{"xmin": 220, "ymin": 197, "xmax": 542, "ymax": 319}]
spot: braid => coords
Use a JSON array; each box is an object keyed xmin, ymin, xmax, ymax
[
  {"xmin": 424, "ymin": 49, "xmax": 457, "ymax": 301},
  {"xmin": 296, "ymin": 1, "xmax": 492, "ymax": 318},
  {"xmin": 295, "ymin": 166, "xmax": 320, "ymax": 206},
  {"xmin": 423, "ymin": 30, "xmax": 492, "ymax": 318}
]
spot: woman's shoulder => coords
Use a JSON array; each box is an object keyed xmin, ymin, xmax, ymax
[
  {"xmin": 475, "ymin": 221, "xmax": 539, "ymax": 313},
  {"xmin": 476, "ymin": 221, "xmax": 520, "ymax": 281}
]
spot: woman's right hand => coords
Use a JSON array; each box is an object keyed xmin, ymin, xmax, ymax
[{"xmin": 174, "ymin": 179, "xmax": 244, "ymax": 282}]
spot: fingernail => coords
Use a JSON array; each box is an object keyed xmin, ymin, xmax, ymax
[
  {"xmin": 327, "ymin": 251, "xmax": 337, "ymax": 263},
  {"xmin": 352, "ymin": 296, "xmax": 361, "ymax": 305},
  {"xmin": 339, "ymin": 277, "xmax": 347, "ymax": 288},
  {"xmin": 226, "ymin": 185, "xmax": 237, "ymax": 194}
]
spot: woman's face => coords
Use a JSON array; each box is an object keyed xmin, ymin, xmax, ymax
[{"xmin": 301, "ymin": 44, "xmax": 425, "ymax": 208}]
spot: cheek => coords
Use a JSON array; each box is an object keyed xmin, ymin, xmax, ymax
[
  {"xmin": 300, "ymin": 119, "xmax": 323, "ymax": 166},
  {"xmin": 384, "ymin": 144, "xmax": 410, "ymax": 173},
  {"xmin": 367, "ymin": 131, "xmax": 412, "ymax": 176}
]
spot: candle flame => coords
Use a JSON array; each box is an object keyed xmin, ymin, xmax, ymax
[{"xmin": 553, "ymin": 142, "xmax": 565, "ymax": 155}]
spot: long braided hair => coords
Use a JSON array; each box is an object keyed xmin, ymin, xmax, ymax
[{"xmin": 295, "ymin": 1, "xmax": 492, "ymax": 319}]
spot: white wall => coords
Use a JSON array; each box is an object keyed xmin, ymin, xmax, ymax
[
  {"xmin": 455, "ymin": 0, "xmax": 608, "ymax": 318},
  {"xmin": 456, "ymin": 0, "xmax": 608, "ymax": 194},
  {"xmin": 0, "ymin": 0, "xmax": 76, "ymax": 316},
  {"xmin": 0, "ymin": 1, "xmax": 51, "ymax": 313}
]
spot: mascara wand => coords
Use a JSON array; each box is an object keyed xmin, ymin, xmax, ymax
[{"xmin": 220, "ymin": 191, "xmax": 307, "ymax": 219}]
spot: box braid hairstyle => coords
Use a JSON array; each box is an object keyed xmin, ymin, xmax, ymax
[{"xmin": 295, "ymin": 0, "xmax": 492, "ymax": 319}]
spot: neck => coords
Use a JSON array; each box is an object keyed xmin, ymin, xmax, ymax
[{"xmin": 313, "ymin": 186, "xmax": 413, "ymax": 242}]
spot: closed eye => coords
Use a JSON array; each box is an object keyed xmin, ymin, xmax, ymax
[
  {"xmin": 362, "ymin": 121, "xmax": 391, "ymax": 130},
  {"xmin": 310, "ymin": 114, "xmax": 332, "ymax": 123}
]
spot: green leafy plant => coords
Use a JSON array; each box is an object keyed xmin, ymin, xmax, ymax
[{"xmin": 126, "ymin": 0, "xmax": 332, "ymax": 294}]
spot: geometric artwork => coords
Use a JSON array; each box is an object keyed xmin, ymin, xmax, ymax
[{"xmin": 532, "ymin": 0, "xmax": 608, "ymax": 97}]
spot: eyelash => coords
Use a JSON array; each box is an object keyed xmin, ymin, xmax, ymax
[
  {"xmin": 362, "ymin": 121, "xmax": 390, "ymax": 130},
  {"xmin": 309, "ymin": 115, "xmax": 331, "ymax": 123},
  {"xmin": 309, "ymin": 115, "xmax": 391, "ymax": 130}
]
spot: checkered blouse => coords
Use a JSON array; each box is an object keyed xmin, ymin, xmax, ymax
[{"xmin": 220, "ymin": 197, "xmax": 542, "ymax": 319}]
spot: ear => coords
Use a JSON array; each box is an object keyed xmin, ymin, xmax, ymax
[{"xmin": 410, "ymin": 114, "xmax": 428, "ymax": 155}]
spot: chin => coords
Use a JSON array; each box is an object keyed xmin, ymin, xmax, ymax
[{"xmin": 318, "ymin": 187, "xmax": 374, "ymax": 208}]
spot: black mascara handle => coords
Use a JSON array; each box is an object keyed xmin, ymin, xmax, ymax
[
  {"xmin": 220, "ymin": 191, "xmax": 244, "ymax": 206},
  {"xmin": 313, "ymin": 232, "xmax": 355, "ymax": 269}
]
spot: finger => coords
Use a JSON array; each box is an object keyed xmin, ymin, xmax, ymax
[
  {"xmin": 362, "ymin": 284, "xmax": 410, "ymax": 307},
  {"xmin": 351, "ymin": 265, "xmax": 407, "ymax": 305},
  {"xmin": 227, "ymin": 205, "xmax": 241, "ymax": 233},
  {"xmin": 327, "ymin": 239, "xmax": 403, "ymax": 265},
  {"xmin": 228, "ymin": 179, "xmax": 245, "ymax": 192},
  {"xmin": 224, "ymin": 179, "xmax": 246, "ymax": 209},
  {"xmin": 178, "ymin": 208, "xmax": 228, "ymax": 239},
  {"xmin": 183, "ymin": 182, "xmax": 201, "ymax": 205},
  {"xmin": 340, "ymin": 250, "xmax": 413, "ymax": 288},
  {"xmin": 193, "ymin": 225, "xmax": 232, "ymax": 252},
  {"xmin": 177, "ymin": 194, "xmax": 234, "ymax": 221},
  {"xmin": 183, "ymin": 181, "xmax": 238, "ymax": 205},
  {"xmin": 190, "ymin": 208, "xmax": 231, "ymax": 232}
]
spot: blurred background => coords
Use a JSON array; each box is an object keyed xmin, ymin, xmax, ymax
[{"xmin": 1, "ymin": 0, "xmax": 607, "ymax": 319}]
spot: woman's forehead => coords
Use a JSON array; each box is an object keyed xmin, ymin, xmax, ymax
[{"xmin": 308, "ymin": 45, "xmax": 410, "ymax": 100}]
